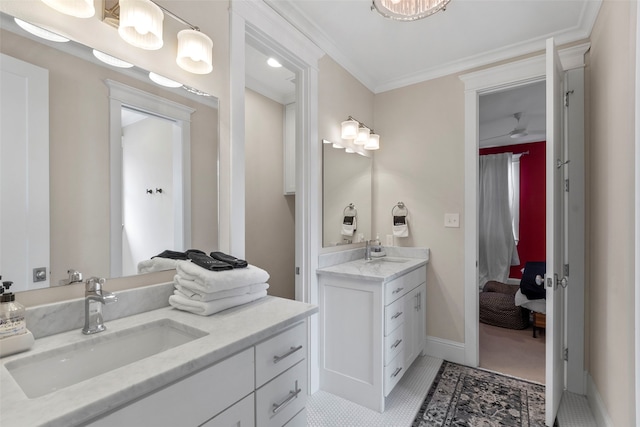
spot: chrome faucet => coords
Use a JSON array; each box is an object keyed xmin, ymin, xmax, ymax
[
  {"xmin": 82, "ymin": 277, "xmax": 117, "ymax": 335},
  {"xmin": 364, "ymin": 240, "xmax": 372, "ymax": 261}
]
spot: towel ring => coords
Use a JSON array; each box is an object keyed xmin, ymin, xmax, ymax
[
  {"xmin": 392, "ymin": 202, "xmax": 408, "ymax": 217},
  {"xmin": 344, "ymin": 203, "xmax": 357, "ymax": 217}
]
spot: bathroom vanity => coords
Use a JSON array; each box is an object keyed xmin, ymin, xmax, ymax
[
  {"xmin": 0, "ymin": 289, "xmax": 316, "ymax": 427},
  {"xmin": 317, "ymin": 250, "xmax": 428, "ymax": 412}
]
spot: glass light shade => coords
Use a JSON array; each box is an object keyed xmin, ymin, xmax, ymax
[
  {"xmin": 14, "ymin": 18, "xmax": 69, "ymax": 42},
  {"xmin": 118, "ymin": 0, "xmax": 164, "ymax": 50},
  {"xmin": 176, "ymin": 29, "xmax": 213, "ymax": 74},
  {"xmin": 372, "ymin": 0, "xmax": 451, "ymax": 21},
  {"xmin": 341, "ymin": 119, "xmax": 359, "ymax": 139},
  {"xmin": 41, "ymin": 0, "xmax": 95, "ymax": 18},
  {"xmin": 148, "ymin": 72, "xmax": 182, "ymax": 88},
  {"xmin": 365, "ymin": 133, "xmax": 380, "ymax": 150},
  {"xmin": 92, "ymin": 50, "xmax": 134, "ymax": 68},
  {"xmin": 354, "ymin": 126, "xmax": 370, "ymax": 145}
]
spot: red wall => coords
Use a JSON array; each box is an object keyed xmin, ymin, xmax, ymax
[{"xmin": 480, "ymin": 141, "xmax": 546, "ymax": 279}]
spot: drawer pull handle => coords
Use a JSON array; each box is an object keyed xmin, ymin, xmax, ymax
[
  {"xmin": 392, "ymin": 287, "xmax": 404, "ymax": 294},
  {"xmin": 392, "ymin": 339, "xmax": 402, "ymax": 349},
  {"xmin": 391, "ymin": 311, "xmax": 403, "ymax": 319},
  {"xmin": 392, "ymin": 367, "xmax": 403, "ymax": 378},
  {"xmin": 273, "ymin": 345, "xmax": 303, "ymax": 363},
  {"xmin": 272, "ymin": 381, "xmax": 302, "ymax": 414}
]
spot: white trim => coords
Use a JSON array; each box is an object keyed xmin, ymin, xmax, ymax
[
  {"xmin": 424, "ymin": 336, "xmax": 465, "ymax": 365},
  {"xmin": 229, "ymin": 0, "xmax": 324, "ymax": 394},
  {"xmin": 587, "ymin": 373, "xmax": 614, "ymax": 427},
  {"xmin": 459, "ymin": 43, "xmax": 590, "ymax": 369},
  {"xmin": 106, "ymin": 79, "xmax": 194, "ymax": 278}
]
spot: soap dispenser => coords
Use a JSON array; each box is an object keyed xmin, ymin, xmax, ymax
[{"xmin": 0, "ymin": 280, "xmax": 26, "ymax": 339}]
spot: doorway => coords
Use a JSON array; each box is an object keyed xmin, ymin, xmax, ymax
[{"xmin": 477, "ymin": 81, "xmax": 547, "ymax": 384}]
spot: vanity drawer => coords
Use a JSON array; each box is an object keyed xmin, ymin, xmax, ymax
[
  {"xmin": 384, "ymin": 325, "xmax": 404, "ymax": 365},
  {"xmin": 256, "ymin": 321, "xmax": 306, "ymax": 388},
  {"xmin": 383, "ymin": 351, "xmax": 405, "ymax": 397},
  {"xmin": 256, "ymin": 359, "xmax": 307, "ymax": 427},
  {"xmin": 384, "ymin": 267, "xmax": 426, "ymax": 303},
  {"xmin": 384, "ymin": 297, "xmax": 405, "ymax": 335}
]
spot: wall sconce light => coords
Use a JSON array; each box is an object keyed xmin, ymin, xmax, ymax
[
  {"xmin": 41, "ymin": 0, "xmax": 95, "ymax": 18},
  {"xmin": 102, "ymin": 0, "xmax": 214, "ymax": 74},
  {"xmin": 340, "ymin": 116, "xmax": 381, "ymax": 150}
]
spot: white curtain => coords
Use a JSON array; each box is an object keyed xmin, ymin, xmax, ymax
[{"xmin": 478, "ymin": 153, "xmax": 520, "ymax": 288}]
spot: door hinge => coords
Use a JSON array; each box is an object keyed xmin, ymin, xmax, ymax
[
  {"xmin": 295, "ymin": 267, "xmax": 300, "ymax": 275},
  {"xmin": 563, "ymin": 263, "xmax": 570, "ymax": 276},
  {"xmin": 565, "ymin": 90, "xmax": 574, "ymax": 107},
  {"xmin": 563, "ymin": 348, "xmax": 569, "ymax": 361},
  {"xmin": 565, "ymin": 179, "xmax": 569, "ymax": 192}
]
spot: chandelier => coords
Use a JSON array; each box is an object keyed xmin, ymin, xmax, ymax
[{"xmin": 372, "ymin": 0, "xmax": 450, "ymax": 21}]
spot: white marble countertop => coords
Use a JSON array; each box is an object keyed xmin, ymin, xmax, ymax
[
  {"xmin": 316, "ymin": 255, "xmax": 427, "ymax": 282},
  {"xmin": 0, "ymin": 296, "xmax": 317, "ymax": 427}
]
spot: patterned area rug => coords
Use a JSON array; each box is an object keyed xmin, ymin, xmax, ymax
[{"xmin": 412, "ymin": 361, "xmax": 545, "ymax": 427}]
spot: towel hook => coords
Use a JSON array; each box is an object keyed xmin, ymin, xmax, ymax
[
  {"xmin": 392, "ymin": 202, "xmax": 408, "ymax": 216},
  {"xmin": 343, "ymin": 203, "xmax": 357, "ymax": 217}
]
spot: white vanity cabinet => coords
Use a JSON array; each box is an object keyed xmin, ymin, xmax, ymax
[
  {"xmin": 318, "ymin": 260, "xmax": 427, "ymax": 412},
  {"xmin": 87, "ymin": 322, "xmax": 307, "ymax": 427}
]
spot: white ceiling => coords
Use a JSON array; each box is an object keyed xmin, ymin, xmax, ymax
[{"xmin": 246, "ymin": 0, "xmax": 601, "ymax": 147}]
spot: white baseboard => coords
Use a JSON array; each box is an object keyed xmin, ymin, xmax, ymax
[
  {"xmin": 425, "ymin": 336, "xmax": 465, "ymax": 365},
  {"xmin": 587, "ymin": 373, "xmax": 614, "ymax": 427}
]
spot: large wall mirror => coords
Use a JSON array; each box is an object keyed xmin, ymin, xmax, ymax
[
  {"xmin": 322, "ymin": 142, "xmax": 372, "ymax": 247},
  {"xmin": 0, "ymin": 10, "xmax": 219, "ymax": 293}
]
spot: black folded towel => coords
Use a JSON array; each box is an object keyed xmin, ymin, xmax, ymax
[
  {"xmin": 186, "ymin": 249, "xmax": 234, "ymax": 271},
  {"xmin": 210, "ymin": 251, "xmax": 248, "ymax": 269},
  {"xmin": 152, "ymin": 250, "xmax": 189, "ymax": 260}
]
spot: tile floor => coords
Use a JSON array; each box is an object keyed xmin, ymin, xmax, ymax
[{"xmin": 306, "ymin": 355, "xmax": 598, "ymax": 426}]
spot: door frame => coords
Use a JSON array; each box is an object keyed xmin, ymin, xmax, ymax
[{"xmin": 459, "ymin": 43, "xmax": 589, "ymax": 371}]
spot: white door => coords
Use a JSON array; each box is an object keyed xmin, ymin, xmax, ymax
[
  {"xmin": 545, "ymin": 37, "xmax": 566, "ymax": 427},
  {"xmin": 0, "ymin": 54, "xmax": 49, "ymax": 291}
]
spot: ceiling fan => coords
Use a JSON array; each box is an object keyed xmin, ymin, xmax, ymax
[{"xmin": 480, "ymin": 112, "xmax": 529, "ymax": 142}]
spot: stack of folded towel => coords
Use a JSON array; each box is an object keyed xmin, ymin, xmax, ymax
[{"xmin": 168, "ymin": 251, "xmax": 269, "ymax": 316}]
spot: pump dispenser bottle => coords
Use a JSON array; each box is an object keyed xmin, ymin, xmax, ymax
[{"xmin": 0, "ymin": 280, "xmax": 26, "ymax": 339}]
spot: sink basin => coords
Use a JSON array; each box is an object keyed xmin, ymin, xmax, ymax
[
  {"xmin": 368, "ymin": 257, "xmax": 409, "ymax": 263},
  {"xmin": 5, "ymin": 318, "xmax": 208, "ymax": 398}
]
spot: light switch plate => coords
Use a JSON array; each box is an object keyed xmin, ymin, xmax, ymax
[
  {"xmin": 444, "ymin": 213, "xmax": 460, "ymax": 228},
  {"xmin": 386, "ymin": 235, "xmax": 393, "ymax": 246}
]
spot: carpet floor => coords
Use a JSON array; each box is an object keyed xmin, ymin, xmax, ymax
[{"xmin": 412, "ymin": 361, "xmax": 546, "ymax": 427}]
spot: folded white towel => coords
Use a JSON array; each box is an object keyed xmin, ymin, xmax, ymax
[
  {"xmin": 341, "ymin": 216, "xmax": 357, "ymax": 237},
  {"xmin": 168, "ymin": 290, "xmax": 268, "ymax": 316},
  {"xmin": 175, "ymin": 280, "xmax": 270, "ymax": 302},
  {"xmin": 175, "ymin": 261, "xmax": 270, "ymax": 292},
  {"xmin": 137, "ymin": 257, "xmax": 181, "ymax": 274}
]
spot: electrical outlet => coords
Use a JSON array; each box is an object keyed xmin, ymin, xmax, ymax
[
  {"xmin": 386, "ymin": 235, "xmax": 393, "ymax": 246},
  {"xmin": 444, "ymin": 213, "xmax": 460, "ymax": 228}
]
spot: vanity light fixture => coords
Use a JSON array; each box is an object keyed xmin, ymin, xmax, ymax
[
  {"xmin": 341, "ymin": 116, "xmax": 381, "ymax": 150},
  {"xmin": 372, "ymin": 0, "xmax": 450, "ymax": 21},
  {"xmin": 14, "ymin": 18, "xmax": 70, "ymax": 43},
  {"xmin": 92, "ymin": 49, "xmax": 134, "ymax": 68},
  {"xmin": 103, "ymin": 0, "xmax": 214, "ymax": 74},
  {"xmin": 148, "ymin": 72, "xmax": 183, "ymax": 88},
  {"xmin": 41, "ymin": 0, "xmax": 95, "ymax": 18}
]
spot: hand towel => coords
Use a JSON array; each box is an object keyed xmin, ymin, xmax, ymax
[
  {"xmin": 392, "ymin": 215, "xmax": 409, "ymax": 237},
  {"xmin": 137, "ymin": 257, "xmax": 181, "ymax": 274},
  {"xmin": 168, "ymin": 290, "xmax": 268, "ymax": 316},
  {"xmin": 341, "ymin": 215, "xmax": 356, "ymax": 236},
  {"xmin": 174, "ymin": 280, "xmax": 269, "ymax": 301},
  {"xmin": 175, "ymin": 261, "xmax": 270, "ymax": 292}
]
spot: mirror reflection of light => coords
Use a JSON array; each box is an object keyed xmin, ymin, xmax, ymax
[
  {"xmin": 267, "ymin": 57, "xmax": 282, "ymax": 68},
  {"xmin": 14, "ymin": 18, "xmax": 69, "ymax": 43},
  {"xmin": 148, "ymin": 72, "xmax": 183, "ymax": 88},
  {"xmin": 92, "ymin": 50, "xmax": 134, "ymax": 68}
]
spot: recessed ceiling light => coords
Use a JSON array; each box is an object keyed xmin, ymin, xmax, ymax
[
  {"xmin": 14, "ymin": 18, "xmax": 69, "ymax": 43},
  {"xmin": 148, "ymin": 72, "xmax": 183, "ymax": 88},
  {"xmin": 92, "ymin": 50, "xmax": 134, "ymax": 68},
  {"xmin": 267, "ymin": 57, "xmax": 282, "ymax": 68}
]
